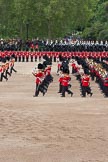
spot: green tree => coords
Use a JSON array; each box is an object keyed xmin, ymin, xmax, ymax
[{"xmin": 0, "ymin": 0, "xmax": 105, "ymax": 39}]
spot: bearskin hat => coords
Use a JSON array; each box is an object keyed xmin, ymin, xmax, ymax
[
  {"xmin": 43, "ymin": 61, "xmax": 47, "ymax": 68},
  {"xmin": 6, "ymin": 56, "xmax": 10, "ymax": 61},
  {"xmin": 59, "ymin": 54, "xmax": 63, "ymax": 62},
  {"xmin": 43, "ymin": 61, "xmax": 52, "ymax": 67},
  {"xmin": 43, "ymin": 55, "xmax": 49, "ymax": 61},
  {"xmin": 0, "ymin": 56, "xmax": 2, "ymax": 62},
  {"xmin": 46, "ymin": 61, "xmax": 52, "ymax": 66},
  {"xmin": 38, "ymin": 63, "xmax": 44, "ymax": 69},
  {"xmin": 1, "ymin": 57, "xmax": 6, "ymax": 63},
  {"xmin": 63, "ymin": 68, "xmax": 70, "ymax": 74},
  {"xmin": 11, "ymin": 54, "xmax": 15, "ymax": 59}
]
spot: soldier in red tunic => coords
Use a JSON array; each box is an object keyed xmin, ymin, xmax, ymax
[
  {"xmin": 103, "ymin": 77, "xmax": 108, "ymax": 97},
  {"xmin": 22, "ymin": 51, "xmax": 25, "ymax": 62},
  {"xmin": 34, "ymin": 52, "xmax": 37, "ymax": 62},
  {"xmin": 25, "ymin": 52, "xmax": 29, "ymax": 62},
  {"xmin": 58, "ymin": 71, "xmax": 64, "ymax": 93},
  {"xmin": 61, "ymin": 68, "xmax": 73, "ymax": 97},
  {"xmin": 32, "ymin": 63, "xmax": 45, "ymax": 97},
  {"xmin": 10, "ymin": 57, "xmax": 17, "ymax": 75},
  {"xmin": 0, "ymin": 61, "xmax": 8, "ymax": 81},
  {"xmin": 81, "ymin": 74, "xmax": 93, "ymax": 97},
  {"xmin": 56, "ymin": 57, "xmax": 62, "ymax": 75},
  {"xmin": 5, "ymin": 58, "xmax": 11, "ymax": 78},
  {"xmin": 30, "ymin": 52, "xmax": 33, "ymax": 62},
  {"xmin": 19, "ymin": 51, "xmax": 22, "ymax": 62},
  {"xmin": 0, "ymin": 64, "xmax": 4, "ymax": 81}
]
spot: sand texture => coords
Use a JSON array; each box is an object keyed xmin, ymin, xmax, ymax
[{"xmin": 0, "ymin": 62, "xmax": 108, "ymax": 162}]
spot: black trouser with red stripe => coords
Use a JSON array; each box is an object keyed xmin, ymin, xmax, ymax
[
  {"xmin": 91, "ymin": 72, "xmax": 95, "ymax": 81},
  {"xmin": 58, "ymin": 83, "xmax": 62, "ymax": 93},
  {"xmin": 81, "ymin": 86, "xmax": 92, "ymax": 97},
  {"xmin": 35, "ymin": 84, "xmax": 40, "ymax": 96},
  {"xmin": 35, "ymin": 83, "xmax": 46, "ymax": 96},
  {"xmin": 26, "ymin": 57, "xmax": 29, "ymax": 62},
  {"xmin": 103, "ymin": 85, "xmax": 108, "ymax": 97},
  {"xmin": 61, "ymin": 86, "xmax": 73, "ymax": 97},
  {"xmin": 0, "ymin": 72, "xmax": 8, "ymax": 81},
  {"xmin": 5, "ymin": 69, "xmax": 11, "ymax": 78},
  {"xmin": 10, "ymin": 66, "xmax": 17, "ymax": 74}
]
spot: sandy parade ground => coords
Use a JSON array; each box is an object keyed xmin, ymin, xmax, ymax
[{"xmin": 0, "ymin": 61, "xmax": 108, "ymax": 162}]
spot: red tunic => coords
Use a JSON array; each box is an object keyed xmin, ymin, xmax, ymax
[
  {"xmin": 61, "ymin": 76, "xmax": 71, "ymax": 87},
  {"xmin": 45, "ymin": 66, "xmax": 51, "ymax": 75},
  {"xmin": 59, "ymin": 76, "xmax": 63, "ymax": 83},
  {"xmin": 0, "ymin": 66, "xmax": 3, "ymax": 73},
  {"xmin": 81, "ymin": 76, "xmax": 90, "ymax": 87},
  {"xmin": 104, "ymin": 78, "xmax": 108, "ymax": 86},
  {"xmin": 58, "ymin": 62, "xmax": 62, "ymax": 69},
  {"xmin": 35, "ymin": 72, "xmax": 44, "ymax": 84}
]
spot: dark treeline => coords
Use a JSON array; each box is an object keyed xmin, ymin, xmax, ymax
[{"xmin": 0, "ymin": 0, "xmax": 108, "ymax": 40}]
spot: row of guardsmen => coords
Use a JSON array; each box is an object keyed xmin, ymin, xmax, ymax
[
  {"xmin": 69, "ymin": 56, "xmax": 108, "ymax": 97},
  {"xmin": 0, "ymin": 56, "xmax": 17, "ymax": 82},
  {"xmin": 70, "ymin": 59, "xmax": 93, "ymax": 97},
  {"xmin": 70, "ymin": 57, "xmax": 108, "ymax": 97},
  {"xmin": 86, "ymin": 59, "xmax": 108, "ymax": 97},
  {"xmin": 57, "ymin": 58, "xmax": 93, "ymax": 97},
  {"xmin": 0, "ymin": 51, "xmax": 108, "ymax": 62},
  {"xmin": 56, "ymin": 52, "xmax": 108, "ymax": 98}
]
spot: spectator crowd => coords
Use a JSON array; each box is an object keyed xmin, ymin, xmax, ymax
[{"xmin": 0, "ymin": 38, "xmax": 108, "ymax": 52}]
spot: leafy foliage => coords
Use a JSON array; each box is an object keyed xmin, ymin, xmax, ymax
[
  {"xmin": 83, "ymin": 0, "xmax": 108, "ymax": 40},
  {"xmin": 0, "ymin": 0, "xmax": 107, "ymax": 39}
]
